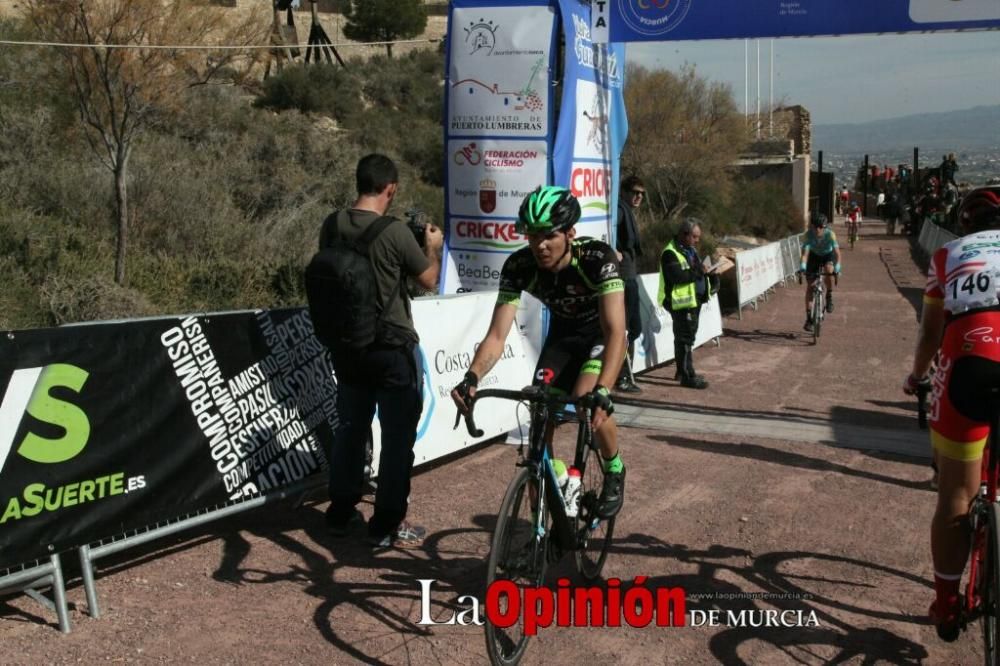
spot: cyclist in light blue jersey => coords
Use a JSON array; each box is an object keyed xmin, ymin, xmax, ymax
[{"xmin": 800, "ymin": 212, "xmax": 842, "ymax": 332}]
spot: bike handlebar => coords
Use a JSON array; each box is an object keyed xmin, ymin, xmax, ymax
[
  {"xmin": 797, "ymin": 270, "xmax": 839, "ymax": 286},
  {"xmin": 453, "ymin": 386, "xmax": 597, "ymax": 438}
]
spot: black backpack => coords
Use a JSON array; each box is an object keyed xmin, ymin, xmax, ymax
[{"xmin": 305, "ymin": 212, "xmax": 398, "ymax": 351}]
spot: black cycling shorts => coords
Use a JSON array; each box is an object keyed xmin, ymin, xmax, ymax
[
  {"xmin": 533, "ymin": 327, "xmax": 605, "ymax": 394},
  {"xmin": 806, "ymin": 252, "xmax": 834, "ymax": 275}
]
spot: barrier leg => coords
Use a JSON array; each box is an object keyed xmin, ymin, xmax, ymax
[
  {"xmin": 79, "ymin": 545, "xmax": 101, "ymax": 619},
  {"xmin": 51, "ymin": 553, "xmax": 70, "ymax": 633}
]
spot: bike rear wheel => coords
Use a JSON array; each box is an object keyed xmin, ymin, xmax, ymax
[
  {"xmin": 574, "ymin": 443, "xmax": 616, "ymax": 581},
  {"xmin": 982, "ymin": 502, "xmax": 1000, "ymax": 665},
  {"xmin": 485, "ymin": 467, "xmax": 547, "ymax": 666}
]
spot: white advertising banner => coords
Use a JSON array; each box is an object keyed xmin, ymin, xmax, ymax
[
  {"xmin": 447, "ymin": 6, "xmax": 553, "ymax": 139},
  {"xmin": 736, "ymin": 242, "xmax": 785, "ymax": 306},
  {"xmin": 368, "ymin": 292, "xmax": 535, "ymax": 471},
  {"xmin": 443, "ymin": 2, "xmax": 557, "ymax": 294}
]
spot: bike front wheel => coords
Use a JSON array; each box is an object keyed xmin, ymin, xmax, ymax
[
  {"xmin": 982, "ymin": 502, "xmax": 1000, "ymax": 665},
  {"xmin": 485, "ymin": 467, "xmax": 547, "ymax": 666},
  {"xmin": 811, "ymin": 294, "xmax": 823, "ymax": 343},
  {"xmin": 574, "ymin": 444, "xmax": 616, "ymax": 581}
]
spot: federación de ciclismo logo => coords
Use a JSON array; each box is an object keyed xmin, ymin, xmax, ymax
[{"xmin": 617, "ymin": 0, "xmax": 693, "ymax": 37}]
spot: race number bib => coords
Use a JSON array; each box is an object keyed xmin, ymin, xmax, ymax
[{"xmin": 944, "ymin": 231, "xmax": 1000, "ymax": 313}]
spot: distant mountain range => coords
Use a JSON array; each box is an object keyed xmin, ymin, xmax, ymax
[{"xmin": 812, "ymin": 105, "xmax": 1000, "ymax": 153}]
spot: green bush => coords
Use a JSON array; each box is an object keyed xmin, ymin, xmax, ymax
[{"xmin": 726, "ymin": 178, "xmax": 804, "ymax": 240}]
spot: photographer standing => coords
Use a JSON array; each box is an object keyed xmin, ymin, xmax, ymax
[{"xmin": 318, "ymin": 153, "xmax": 443, "ymax": 548}]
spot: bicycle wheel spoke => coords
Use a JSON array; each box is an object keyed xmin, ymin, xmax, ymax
[{"xmin": 574, "ymin": 445, "xmax": 615, "ymax": 581}]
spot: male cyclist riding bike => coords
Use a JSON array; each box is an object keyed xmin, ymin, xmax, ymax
[
  {"xmin": 903, "ymin": 185, "xmax": 1000, "ymax": 641},
  {"xmin": 846, "ymin": 201, "xmax": 862, "ymax": 238},
  {"xmin": 451, "ymin": 186, "xmax": 628, "ymax": 518},
  {"xmin": 800, "ymin": 212, "xmax": 842, "ymax": 332}
]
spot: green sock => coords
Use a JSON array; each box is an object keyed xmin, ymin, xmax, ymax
[{"xmin": 602, "ymin": 453, "xmax": 624, "ymax": 473}]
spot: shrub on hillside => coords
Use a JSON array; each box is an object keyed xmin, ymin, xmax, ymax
[{"xmin": 727, "ymin": 178, "xmax": 803, "ymax": 240}]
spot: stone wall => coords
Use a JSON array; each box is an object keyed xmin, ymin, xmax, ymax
[{"xmin": 745, "ymin": 105, "xmax": 810, "ymax": 157}]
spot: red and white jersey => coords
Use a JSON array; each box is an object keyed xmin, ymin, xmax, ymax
[{"xmin": 925, "ymin": 230, "xmax": 1000, "ymax": 315}]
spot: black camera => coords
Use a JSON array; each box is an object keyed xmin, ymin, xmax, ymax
[{"xmin": 404, "ymin": 208, "xmax": 427, "ymax": 247}]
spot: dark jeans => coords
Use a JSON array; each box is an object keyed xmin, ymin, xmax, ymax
[
  {"xmin": 671, "ymin": 305, "xmax": 701, "ymax": 379},
  {"xmin": 623, "ymin": 277, "xmax": 642, "ymax": 344},
  {"xmin": 327, "ymin": 343, "xmax": 423, "ymax": 537},
  {"xmin": 671, "ymin": 306, "xmax": 701, "ymax": 346}
]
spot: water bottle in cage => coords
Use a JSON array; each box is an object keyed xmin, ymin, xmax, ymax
[{"xmin": 563, "ymin": 467, "xmax": 582, "ymax": 518}]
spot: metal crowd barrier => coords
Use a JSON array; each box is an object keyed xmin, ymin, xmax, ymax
[
  {"xmin": 917, "ymin": 219, "xmax": 959, "ymax": 257},
  {"xmin": 78, "ymin": 474, "xmax": 324, "ymax": 620},
  {"xmin": 734, "ymin": 233, "xmax": 802, "ymax": 319},
  {"xmin": 0, "ymin": 555, "xmax": 71, "ymax": 633}
]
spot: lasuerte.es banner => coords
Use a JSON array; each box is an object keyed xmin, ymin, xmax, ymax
[
  {"xmin": 595, "ymin": 0, "xmax": 1000, "ymax": 43},
  {"xmin": 0, "ymin": 310, "xmax": 334, "ymax": 569}
]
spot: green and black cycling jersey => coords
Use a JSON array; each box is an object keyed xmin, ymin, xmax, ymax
[{"xmin": 497, "ymin": 237, "xmax": 624, "ymax": 333}]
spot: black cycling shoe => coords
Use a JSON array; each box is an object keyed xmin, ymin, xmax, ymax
[
  {"xmin": 803, "ymin": 317, "xmax": 814, "ymax": 332},
  {"xmin": 929, "ymin": 598, "xmax": 961, "ymax": 643},
  {"xmin": 826, "ymin": 295, "xmax": 835, "ymax": 313},
  {"xmin": 597, "ymin": 466, "xmax": 626, "ymax": 519}
]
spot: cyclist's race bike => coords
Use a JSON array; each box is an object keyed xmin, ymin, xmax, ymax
[
  {"xmin": 799, "ymin": 269, "xmax": 837, "ymax": 344},
  {"xmin": 846, "ymin": 218, "xmax": 860, "ymax": 249},
  {"xmin": 457, "ymin": 386, "xmax": 616, "ymax": 666},
  {"xmin": 949, "ymin": 387, "xmax": 1000, "ymax": 660}
]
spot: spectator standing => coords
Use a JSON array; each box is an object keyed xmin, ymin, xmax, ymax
[
  {"xmin": 941, "ymin": 153, "xmax": 959, "ymax": 188},
  {"xmin": 615, "ymin": 175, "xmax": 645, "ymax": 393},
  {"xmin": 658, "ymin": 218, "xmax": 719, "ymax": 389},
  {"xmin": 319, "ymin": 153, "xmax": 443, "ymax": 548}
]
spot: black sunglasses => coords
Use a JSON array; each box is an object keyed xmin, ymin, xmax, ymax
[{"xmin": 630, "ymin": 190, "xmax": 646, "ymax": 196}]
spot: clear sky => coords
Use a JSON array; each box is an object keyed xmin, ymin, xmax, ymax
[{"xmin": 626, "ymin": 30, "xmax": 1000, "ymax": 126}]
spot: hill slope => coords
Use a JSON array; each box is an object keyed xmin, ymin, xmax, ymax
[{"xmin": 812, "ymin": 105, "xmax": 1000, "ymax": 152}]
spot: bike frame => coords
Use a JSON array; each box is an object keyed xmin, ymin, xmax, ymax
[
  {"xmin": 459, "ymin": 387, "xmax": 597, "ymax": 555},
  {"xmin": 965, "ymin": 403, "xmax": 1000, "ymax": 621},
  {"xmin": 524, "ymin": 398, "xmax": 592, "ymax": 554}
]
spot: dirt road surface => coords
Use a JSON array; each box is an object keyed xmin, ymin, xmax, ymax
[{"xmin": 2, "ymin": 222, "xmax": 979, "ymax": 664}]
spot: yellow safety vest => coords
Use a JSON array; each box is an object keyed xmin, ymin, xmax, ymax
[{"xmin": 658, "ymin": 239, "xmax": 699, "ymax": 311}]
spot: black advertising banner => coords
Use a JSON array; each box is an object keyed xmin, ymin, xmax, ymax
[{"xmin": 0, "ymin": 308, "xmax": 334, "ymax": 569}]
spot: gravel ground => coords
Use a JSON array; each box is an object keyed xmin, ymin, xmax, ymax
[{"xmin": 2, "ymin": 223, "xmax": 979, "ymax": 664}]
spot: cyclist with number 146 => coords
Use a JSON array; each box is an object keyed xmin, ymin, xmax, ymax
[
  {"xmin": 452, "ymin": 186, "xmax": 628, "ymax": 519},
  {"xmin": 902, "ymin": 185, "xmax": 1000, "ymax": 642},
  {"xmin": 800, "ymin": 212, "xmax": 842, "ymax": 332}
]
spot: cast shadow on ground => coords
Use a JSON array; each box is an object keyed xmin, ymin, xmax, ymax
[
  {"xmin": 721, "ymin": 327, "xmax": 813, "ymax": 348},
  {"xmin": 654, "ymin": 435, "xmax": 930, "ymax": 492},
  {"xmin": 205, "ymin": 501, "xmax": 497, "ymax": 666},
  {"xmin": 879, "ymin": 237, "xmax": 930, "ymax": 320},
  {"xmin": 614, "ymin": 395, "xmax": 828, "ymax": 427},
  {"xmin": 829, "ymin": 403, "xmax": 924, "ymax": 432},
  {"xmin": 608, "ymin": 535, "xmax": 929, "ymax": 664}
]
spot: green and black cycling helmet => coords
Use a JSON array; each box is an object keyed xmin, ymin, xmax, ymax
[
  {"xmin": 809, "ymin": 211, "xmax": 828, "ymax": 228},
  {"xmin": 516, "ymin": 185, "xmax": 581, "ymax": 235}
]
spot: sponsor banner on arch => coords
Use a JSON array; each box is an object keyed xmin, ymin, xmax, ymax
[
  {"xmin": 0, "ymin": 310, "xmax": 333, "ymax": 569},
  {"xmin": 553, "ymin": 0, "xmax": 628, "ymax": 242},
  {"xmin": 443, "ymin": 0, "xmax": 558, "ymax": 294},
  {"xmin": 447, "ymin": 138, "xmax": 549, "ymax": 220},
  {"xmin": 599, "ymin": 0, "xmax": 1000, "ymax": 44}
]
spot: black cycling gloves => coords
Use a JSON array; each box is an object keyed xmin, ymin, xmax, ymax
[
  {"xmin": 453, "ymin": 370, "xmax": 479, "ymax": 407},
  {"xmin": 590, "ymin": 385, "xmax": 614, "ymax": 416}
]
